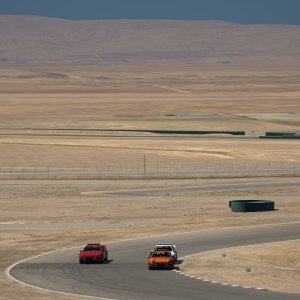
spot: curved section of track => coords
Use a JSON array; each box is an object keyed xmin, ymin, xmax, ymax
[{"xmin": 8, "ymin": 223, "xmax": 300, "ymax": 300}]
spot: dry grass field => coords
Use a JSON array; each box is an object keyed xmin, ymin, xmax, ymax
[
  {"xmin": 0, "ymin": 179, "xmax": 300, "ymax": 299},
  {"xmin": 0, "ymin": 67, "xmax": 300, "ymax": 168},
  {"xmin": 180, "ymin": 240, "xmax": 300, "ymax": 293},
  {"xmin": 0, "ymin": 67, "xmax": 299, "ymax": 298}
]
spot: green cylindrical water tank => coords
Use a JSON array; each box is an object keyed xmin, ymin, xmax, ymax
[{"xmin": 229, "ymin": 200, "xmax": 275, "ymax": 212}]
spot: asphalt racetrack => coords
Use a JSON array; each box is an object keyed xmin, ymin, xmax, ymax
[{"xmin": 9, "ymin": 222, "xmax": 300, "ymax": 300}]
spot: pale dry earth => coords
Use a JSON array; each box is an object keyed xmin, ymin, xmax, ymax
[
  {"xmin": 1, "ymin": 179, "xmax": 300, "ymax": 299},
  {"xmin": 0, "ymin": 68, "xmax": 300, "ymax": 168},
  {"xmin": 1, "ymin": 137, "xmax": 300, "ymax": 168},
  {"xmin": 0, "ymin": 67, "xmax": 299, "ymax": 298},
  {"xmin": 180, "ymin": 240, "xmax": 300, "ymax": 293}
]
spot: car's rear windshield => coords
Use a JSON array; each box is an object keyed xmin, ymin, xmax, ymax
[
  {"xmin": 155, "ymin": 246, "xmax": 172, "ymax": 251},
  {"xmin": 152, "ymin": 252, "xmax": 171, "ymax": 257},
  {"xmin": 84, "ymin": 246, "xmax": 101, "ymax": 251}
]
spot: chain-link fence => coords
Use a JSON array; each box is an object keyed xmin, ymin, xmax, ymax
[{"xmin": 0, "ymin": 162, "xmax": 300, "ymax": 179}]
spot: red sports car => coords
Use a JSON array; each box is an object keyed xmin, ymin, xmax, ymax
[{"xmin": 79, "ymin": 243, "xmax": 108, "ymax": 264}]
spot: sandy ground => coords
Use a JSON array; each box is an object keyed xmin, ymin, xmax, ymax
[
  {"xmin": 0, "ymin": 179, "xmax": 300, "ymax": 299},
  {"xmin": 1, "ymin": 68, "xmax": 300, "ymax": 132},
  {"xmin": 1, "ymin": 67, "xmax": 300, "ymax": 169},
  {"xmin": 0, "ymin": 67, "xmax": 299, "ymax": 298},
  {"xmin": 1, "ymin": 137, "xmax": 300, "ymax": 168},
  {"xmin": 180, "ymin": 240, "xmax": 300, "ymax": 293}
]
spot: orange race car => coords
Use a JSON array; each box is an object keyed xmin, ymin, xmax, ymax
[{"xmin": 148, "ymin": 250, "xmax": 175, "ymax": 270}]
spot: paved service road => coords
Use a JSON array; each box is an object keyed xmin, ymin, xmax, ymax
[
  {"xmin": 9, "ymin": 223, "xmax": 300, "ymax": 300},
  {"xmin": 97, "ymin": 180, "xmax": 300, "ymax": 196}
]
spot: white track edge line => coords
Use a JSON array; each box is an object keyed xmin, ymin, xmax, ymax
[
  {"xmin": 5, "ymin": 245, "xmax": 117, "ymax": 300},
  {"xmin": 5, "ymin": 223, "xmax": 300, "ymax": 298}
]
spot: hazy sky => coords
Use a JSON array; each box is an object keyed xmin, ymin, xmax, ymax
[{"xmin": 0, "ymin": 0, "xmax": 299, "ymax": 24}]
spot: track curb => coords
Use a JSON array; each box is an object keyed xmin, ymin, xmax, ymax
[{"xmin": 172, "ymin": 269, "xmax": 269, "ymax": 291}]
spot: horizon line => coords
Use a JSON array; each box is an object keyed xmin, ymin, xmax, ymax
[{"xmin": 1, "ymin": 14, "xmax": 300, "ymax": 26}]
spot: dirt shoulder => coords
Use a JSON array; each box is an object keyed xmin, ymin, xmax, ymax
[{"xmin": 180, "ymin": 240, "xmax": 300, "ymax": 293}]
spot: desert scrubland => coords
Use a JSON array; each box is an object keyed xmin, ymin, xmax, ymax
[
  {"xmin": 1, "ymin": 179, "xmax": 300, "ymax": 299},
  {"xmin": 0, "ymin": 67, "xmax": 300, "ymax": 168},
  {"xmin": 0, "ymin": 58, "xmax": 299, "ymax": 298},
  {"xmin": 0, "ymin": 14, "xmax": 300, "ymax": 299},
  {"xmin": 181, "ymin": 240, "xmax": 300, "ymax": 293}
]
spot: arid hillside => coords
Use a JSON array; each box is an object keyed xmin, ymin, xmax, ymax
[{"xmin": 0, "ymin": 15, "xmax": 300, "ymax": 67}]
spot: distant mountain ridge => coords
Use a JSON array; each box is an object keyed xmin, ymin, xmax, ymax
[{"xmin": 0, "ymin": 15, "xmax": 299, "ymax": 67}]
